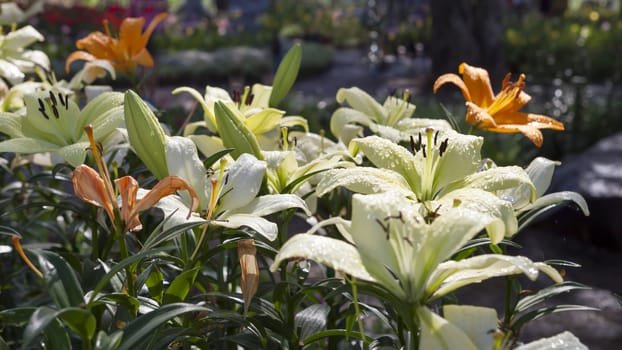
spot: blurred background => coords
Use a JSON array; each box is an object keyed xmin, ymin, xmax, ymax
[{"xmin": 36, "ymin": 0, "xmax": 622, "ymax": 165}]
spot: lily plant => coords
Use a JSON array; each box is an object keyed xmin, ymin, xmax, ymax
[
  {"xmin": 317, "ymin": 128, "xmax": 535, "ymax": 243},
  {"xmin": 434, "ymin": 62, "xmax": 564, "ymax": 147},
  {"xmin": 331, "ymin": 87, "xmax": 452, "ymax": 144},
  {"xmin": 0, "ymin": 89, "xmax": 124, "ymax": 166},
  {"xmin": 272, "ymin": 191, "xmax": 563, "ymax": 349}
]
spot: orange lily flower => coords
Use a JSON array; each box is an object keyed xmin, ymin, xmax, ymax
[
  {"xmin": 65, "ymin": 12, "xmax": 167, "ymax": 75},
  {"xmin": 72, "ymin": 124, "xmax": 197, "ymax": 232},
  {"xmin": 433, "ymin": 63, "xmax": 564, "ymax": 147}
]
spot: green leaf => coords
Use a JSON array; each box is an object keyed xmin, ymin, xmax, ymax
[
  {"xmin": 269, "ymin": 43, "xmax": 302, "ymax": 107},
  {"xmin": 203, "ymin": 148, "xmax": 234, "ymax": 170},
  {"xmin": 511, "ymin": 305, "xmax": 599, "ymax": 331},
  {"xmin": 114, "ymin": 303, "xmax": 209, "ymax": 350},
  {"xmin": 58, "ymin": 308, "xmax": 97, "ymax": 342},
  {"xmin": 41, "ymin": 317, "xmax": 71, "ymax": 350},
  {"xmin": 88, "ymin": 248, "xmax": 170, "ymax": 304},
  {"xmin": 33, "ymin": 250, "xmax": 84, "ymax": 308},
  {"xmin": 214, "ymin": 101, "xmax": 263, "ymax": 159},
  {"xmin": 162, "ymin": 267, "xmax": 200, "ymax": 304},
  {"xmin": 295, "ymin": 304, "xmax": 330, "ymax": 342},
  {"xmin": 302, "ymin": 329, "xmax": 372, "ymax": 346},
  {"xmin": 0, "ymin": 336, "xmax": 9, "ymax": 350},
  {"xmin": 515, "ymin": 282, "xmax": 591, "ymax": 313},
  {"xmin": 145, "ymin": 266, "xmax": 164, "ymax": 303},
  {"xmin": 94, "ymin": 330, "xmax": 123, "ymax": 350}
]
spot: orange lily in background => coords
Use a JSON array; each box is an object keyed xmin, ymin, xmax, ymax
[
  {"xmin": 72, "ymin": 125, "xmax": 198, "ymax": 232},
  {"xmin": 65, "ymin": 12, "xmax": 167, "ymax": 75},
  {"xmin": 433, "ymin": 62, "xmax": 564, "ymax": 147}
]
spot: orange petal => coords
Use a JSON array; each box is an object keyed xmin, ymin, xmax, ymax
[
  {"xmin": 127, "ymin": 176, "xmax": 199, "ymax": 231},
  {"xmin": 72, "ymin": 165, "xmax": 115, "ymax": 222},
  {"xmin": 486, "ymin": 124, "xmax": 544, "ymax": 147},
  {"xmin": 459, "ymin": 63, "xmax": 495, "ymax": 108},
  {"xmin": 119, "ymin": 17, "xmax": 146, "ymax": 56},
  {"xmin": 465, "ymin": 101, "xmax": 497, "ymax": 129},
  {"xmin": 140, "ymin": 13, "xmax": 168, "ymax": 49},
  {"xmin": 76, "ymin": 32, "xmax": 115, "ymax": 59},
  {"xmin": 65, "ymin": 51, "xmax": 96, "ymax": 72},
  {"xmin": 131, "ymin": 48, "xmax": 154, "ymax": 68},
  {"xmin": 115, "ymin": 176, "xmax": 140, "ymax": 232},
  {"xmin": 433, "ymin": 73, "xmax": 472, "ymax": 102},
  {"xmin": 494, "ymin": 112, "xmax": 564, "ymax": 131}
]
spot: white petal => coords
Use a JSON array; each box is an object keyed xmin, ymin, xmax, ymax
[
  {"xmin": 271, "ymin": 234, "xmax": 375, "ymax": 281},
  {"xmin": 417, "ymin": 307, "xmax": 479, "ymax": 350},
  {"xmin": 429, "ymin": 255, "xmax": 558, "ymax": 299},
  {"xmin": 225, "ymin": 194, "xmax": 311, "ymax": 217},
  {"xmin": 216, "ymin": 213, "xmax": 277, "ymax": 241},
  {"xmin": 316, "ymin": 167, "xmax": 412, "ymax": 197},
  {"xmin": 443, "ymin": 305, "xmax": 498, "ymax": 350},
  {"xmin": 519, "ymin": 191, "xmax": 589, "ymax": 216},
  {"xmin": 336, "ymin": 87, "xmax": 387, "ymax": 123},
  {"xmin": 349, "ymin": 136, "xmax": 420, "ymax": 193},
  {"xmin": 165, "ymin": 136, "xmax": 209, "ymax": 209},
  {"xmin": 218, "ymin": 153, "xmax": 266, "ymax": 211}
]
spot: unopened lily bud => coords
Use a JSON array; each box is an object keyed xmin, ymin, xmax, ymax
[
  {"xmin": 238, "ymin": 239, "xmax": 259, "ymax": 317},
  {"xmin": 124, "ymin": 90, "xmax": 168, "ymax": 179},
  {"xmin": 214, "ymin": 101, "xmax": 263, "ymax": 160}
]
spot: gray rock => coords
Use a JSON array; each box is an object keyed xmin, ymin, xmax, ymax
[{"xmin": 551, "ymin": 132, "xmax": 622, "ymax": 199}]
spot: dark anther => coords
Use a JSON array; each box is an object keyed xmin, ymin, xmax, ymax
[
  {"xmin": 224, "ymin": 173, "xmax": 230, "ymax": 186},
  {"xmin": 37, "ymin": 99, "xmax": 49, "ymax": 120},
  {"xmin": 64, "ymin": 94, "xmax": 69, "ymax": 110},
  {"xmin": 433, "ymin": 130, "xmax": 439, "ymax": 145},
  {"xmin": 57, "ymin": 92, "xmax": 65, "ymax": 107},
  {"xmin": 51, "ymin": 104, "xmax": 60, "ymax": 119},
  {"xmin": 231, "ymin": 89, "xmax": 241, "ymax": 103},
  {"xmin": 402, "ymin": 236, "xmax": 413, "ymax": 247},
  {"xmin": 439, "ymin": 138, "xmax": 449, "ymax": 157},
  {"xmin": 421, "ymin": 144, "xmax": 427, "ymax": 158},
  {"xmin": 409, "ymin": 135, "xmax": 417, "ymax": 154},
  {"xmin": 375, "ymin": 218, "xmax": 390, "ymax": 240},
  {"xmin": 49, "ymin": 91, "xmax": 57, "ymax": 107},
  {"xmin": 293, "ymin": 137, "xmax": 297, "ymax": 147},
  {"xmin": 245, "ymin": 93, "xmax": 254, "ymax": 106},
  {"xmin": 384, "ymin": 211, "xmax": 404, "ymax": 223}
]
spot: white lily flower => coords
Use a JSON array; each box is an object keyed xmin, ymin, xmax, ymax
[
  {"xmin": 0, "ymin": 25, "xmax": 49, "ymax": 85},
  {"xmin": 0, "ymin": 90, "xmax": 124, "ymax": 166},
  {"xmin": 331, "ymin": 87, "xmax": 452, "ymax": 144},
  {"xmin": 498, "ymin": 157, "xmax": 589, "ymax": 230},
  {"xmin": 317, "ymin": 131, "xmax": 536, "ymax": 242},
  {"xmin": 158, "ymin": 136, "xmax": 311, "ymax": 241},
  {"xmin": 272, "ymin": 191, "xmax": 562, "ymax": 348}
]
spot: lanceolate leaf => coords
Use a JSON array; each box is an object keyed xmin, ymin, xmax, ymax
[
  {"xmin": 114, "ymin": 303, "xmax": 209, "ymax": 350},
  {"xmin": 269, "ymin": 43, "xmax": 302, "ymax": 108},
  {"xmin": 33, "ymin": 250, "xmax": 84, "ymax": 308}
]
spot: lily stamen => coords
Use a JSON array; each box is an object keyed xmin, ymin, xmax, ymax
[{"xmin": 12, "ymin": 236, "xmax": 43, "ymax": 279}]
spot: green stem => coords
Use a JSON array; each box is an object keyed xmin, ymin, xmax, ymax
[
  {"xmin": 349, "ymin": 277, "xmax": 368, "ymax": 350},
  {"xmin": 118, "ymin": 231, "xmax": 135, "ymax": 298},
  {"xmin": 190, "ymin": 223, "xmax": 210, "ymax": 263}
]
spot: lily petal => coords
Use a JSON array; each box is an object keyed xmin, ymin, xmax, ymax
[
  {"xmin": 458, "ymin": 62, "xmax": 495, "ymax": 107},
  {"xmin": 72, "ymin": 165, "xmax": 115, "ymax": 222}
]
